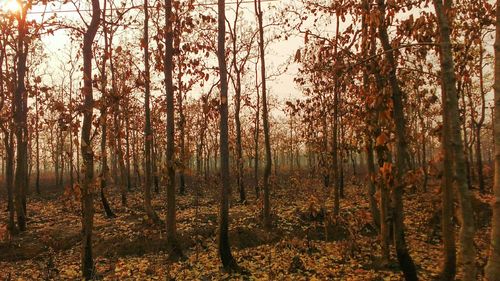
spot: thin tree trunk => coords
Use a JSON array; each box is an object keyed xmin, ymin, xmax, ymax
[
  {"xmin": 230, "ymin": 7, "xmax": 246, "ymax": 203},
  {"xmin": 255, "ymin": 0, "xmax": 272, "ymax": 229},
  {"xmin": 35, "ymin": 89, "xmax": 40, "ymax": 195},
  {"xmin": 2, "ymin": 128, "xmax": 16, "ymax": 234},
  {"xmin": 377, "ymin": 1, "xmax": 418, "ymax": 279},
  {"xmin": 13, "ymin": 5, "xmax": 29, "ymax": 232},
  {"xmin": 100, "ymin": 110, "xmax": 115, "ymax": 219},
  {"xmin": 254, "ymin": 61, "xmax": 260, "ymax": 198},
  {"xmin": 332, "ymin": 13, "xmax": 340, "ymax": 215},
  {"xmin": 125, "ymin": 113, "xmax": 132, "ymax": 191},
  {"xmin": 366, "ymin": 140, "xmax": 381, "ymax": 230},
  {"xmin": 143, "ymin": 0, "xmax": 160, "ymax": 224},
  {"xmin": 485, "ymin": 1, "xmax": 500, "ymax": 278},
  {"xmin": 164, "ymin": 0, "xmax": 182, "ymax": 259},
  {"xmin": 218, "ymin": 0, "xmax": 239, "ymax": 270},
  {"xmin": 476, "ymin": 40, "xmax": 486, "ymax": 193},
  {"xmin": 81, "ymin": 0, "xmax": 100, "ymax": 277},
  {"xmin": 434, "ymin": 1, "xmax": 477, "ymax": 280},
  {"xmin": 177, "ymin": 73, "xmax": 186, "ymax": 195}
]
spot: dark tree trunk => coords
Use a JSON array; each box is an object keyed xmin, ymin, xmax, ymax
[
  {"xmin": 177, "ymin": 74, "xmax": 186, "ymax": 196},
  {"xmin": 434, "ymin": 0, "xmax": 476, "ymax": 279},
  {"xmin": 81, "ymin": 0, "xmax": 100, "ymax": 278},
  {"xmin": 143, "ymin": 0, "xmax": 160, "ymax": 224},
  {"xmin": 254, "ymin": 61, "xmax": 260, "ymax": 198},
  {"xmin": 125, "ymin": 114, "xmax": 132, "ymax": 191},
  {"xmin": 13, "ymin": 6, "xmax": 29, "ymax": 232},
  {"xmin": 485, "ymin": 1, "xmax": 500, "ymax": 277},
  {"xmin": 377, "ymin": 0, "xmax": 418, "ymax": 279},
  {"xmin": 255, "ymin": 0, "xmax": 272, "ymax": 230},
  {"xmin": 476, "ymin": 40, "xmax": 486, "ymax": 193},
  {"xmin": 218, "ymin": 0, "xmax": 239, "ymax": 271},
  {"xmin": 164, "ymin": 0, "xmax": 182, "ymax": 259},
  {"xmin": 35, "ymin": 90, "xmax": 40, "ymax": 195},
  {"xmin": 2, "ymin": 129, "xmax": 16, "ymax": 234}
]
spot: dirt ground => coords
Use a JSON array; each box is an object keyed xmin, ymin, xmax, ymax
[{"xmin": 0, "ymin": 174, "xmax": 494, "ymax": 280}]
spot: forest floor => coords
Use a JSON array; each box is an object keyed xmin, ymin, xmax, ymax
[{"xmin": 0, "ymin": 174, "xmax": 494, "ymax": 280}]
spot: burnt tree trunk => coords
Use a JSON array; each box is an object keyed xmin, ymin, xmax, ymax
[{"xmin": 218, "ymin": 0, "xmax": 239, "ymax": 271}]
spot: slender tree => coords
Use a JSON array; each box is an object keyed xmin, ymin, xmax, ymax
[
  {"xmin": 13, "ymin": 0, "xmax": 30, "ymax": 232},
  {"xmin": 433, "ymin": 0, "xmax": 476, "ymax": 280},
  {"xmin": 164, "ymin": 0, "xmax": 183, "ymax": 259},
  {"xmin": 255, "ymin": 0, "xmax": 272, "ymax": 229},
  {"xmin": 376, "ymin": 0, "xmax": 418, "ymax": 279},
  {"xmin": 485, "ymin": 1, "xmax": 500, "ymax": 278},
  {"xmin": 143, "ymin": 0, "xmax": 160, "ymax": 224},
  {"xmin": 218, "ymin": 0, "xmax": 239, "ymax": 271},
  {"xmin": 80, "ymin": 0, "xmax": 100, "ymax": 278}
]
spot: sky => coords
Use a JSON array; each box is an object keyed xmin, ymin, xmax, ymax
[{"xmin": 2, "ymin": 0, "xmax": 306, "ymax": 111}]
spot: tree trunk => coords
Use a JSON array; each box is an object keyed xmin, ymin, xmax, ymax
[
  {"xmin": 81, "ymin": 0, "xmax": 100, "ymax": 278},
  {"xmin": 125, "ymin": 114, "xmax": 132, "ymax": 191},
  {"xmin": 476, "ymin": 40, "xmax": 486, "ymax": 193},
  {"xmin": 485, "ymin": 1, "xmax": 500, "ymax": 278},
  {"xmin": 152, "ymin": 135, "xmax": 160, "ymax": 193},
  {"xmin": 439, "ymin": 82, "xmax": 457, "ymax": 281},
  {"xmin": 255, "ymin": 0, "xmax": 272, "ymax": 229},
  {"xmin": 366, "ymin": 140, "xmax": 381, "ymax": 230},
  {"xmin": 332, "ymin": 12, "xmax": 340, "ymax": 210},
  {"xmin": 377, "ymin": 1, "xmax": 418, "ymax": 279},
  {"xmin": 3, "ymin": 129, "xmax": 16, "ymax": 234},
  {"xmin": 100, "ymin": 110, "xmax": 115, "ymax": 219},
  {"xmin": 218, "ymin": 0, "xmax": 239, "ymax": 271},
  {"xmin": 164, "ymin": 0, "xmax": 182, "ymax": 259},
  {"xmin": 35, "ymin": 90, "xmax": 40, "ymax": 195},
  {"xmin": 143, "ymin": 0, "xmax": 160, "ymax": 224},
  {"xmin": 177, "ymin": 73, "xmax": 186, "ymax": 196},
  {"xmin": 254, "ymin": 61, "xmax": 260, "ymax": 198},
  {"xmin": 433, "ymin": 1, "xmax": 477, "ymax": 280},
  {"xmin": 13, "ymin": 6, "xmax": 29, "ymax": 232}
]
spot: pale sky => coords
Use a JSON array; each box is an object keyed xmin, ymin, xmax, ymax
[{"xmin": 5, "ymin": 0, "xmax": 306, "ymax": 115}]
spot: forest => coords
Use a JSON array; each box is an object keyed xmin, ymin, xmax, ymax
[{"xmin": 0, "ymin": 0, "xmax": 500, "ymax": 280}]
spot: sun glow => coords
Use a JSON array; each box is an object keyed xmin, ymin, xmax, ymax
[{"xmin": 2, "ymin": 0, "xmax": 21, "ymax": 13}]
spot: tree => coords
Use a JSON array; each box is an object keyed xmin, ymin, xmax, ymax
[
  {"xmin": 376, "ymin": 1, "xmax": 418, "ymax": 279},
  {"xmin": 143, "ymin": 0, "xmax": 161, "ymax": 224},
  {"xmin": 255, "ymin": 0, "xmax": 272, "ymax": 230},
  {"xmin": 485, "ymin": 1, "xmax": 500, "ymax": 278},
  {"xmin": 98, "ymin": 0, "xmax": 116, "ymax": 219},
  {"xmin": 13, "ymin": 0, "xmax": 30, "ymax": 232},
  {"xmin": 80, "ymin": 0, "xmax": 100, "ymax": 278},
  {"xmin": 227, "ymin": 0, "xmax": 255, "ymax": 203},
  {"xmin": 433, "ymin": 0, "xmax": 477, "ymax": 280},
  {"xmin": 164, "ymin": 0, "xmax": 183, "ymax": 259},
  {"xmin": 217, "ymin": 0, "xmax": 239, "ymax": 271}
]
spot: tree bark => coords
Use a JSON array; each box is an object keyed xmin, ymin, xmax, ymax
[
  {"xmin": 476, "ymin": 40, "xmax": 486, "ymax": 193},
  {"xmin": 485, "ymin": 1, "xmax": 500, "ymax": 278},
  {"xmin": 218, "ymin": 0, "xmax": 239, "ymax": 270},
  {"xmin": 164, "ymin": 0, "xmax": 182, "ymax": 259},
  {"xmin": 143, "ymin": 0, "xmax": 160, "ymax": 224},
  {"xmin": 229, "ymin": 4, "xmax": 246, "ymax": 203},
  {"xmin": 2, "ymin": 128, "xmax": 16, "ymax": 234},
  {"xmin": 433, "ymin": 1, "xmax": 477, "ymax": 280},
  {"xmin": 177, "ymin": 73, "xmax": 186, "ymax": 195},
  {"xmin": 13, "ymin": 4, "xmax": 29, "ymax": 232},
  {"xmin": 81, "ymin": 0, "xmax": 100, "ymax": 278},
  {"xmin": 254, "ymin": 61, "xmax": 260, "ymax": 198},
  {"xmin": 377, "ymin": 1, "xmax": 418, "ymax": 279},
  {"xmin": 255, "ymin": 0, "xmax": 272, "ymax": 229}
]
